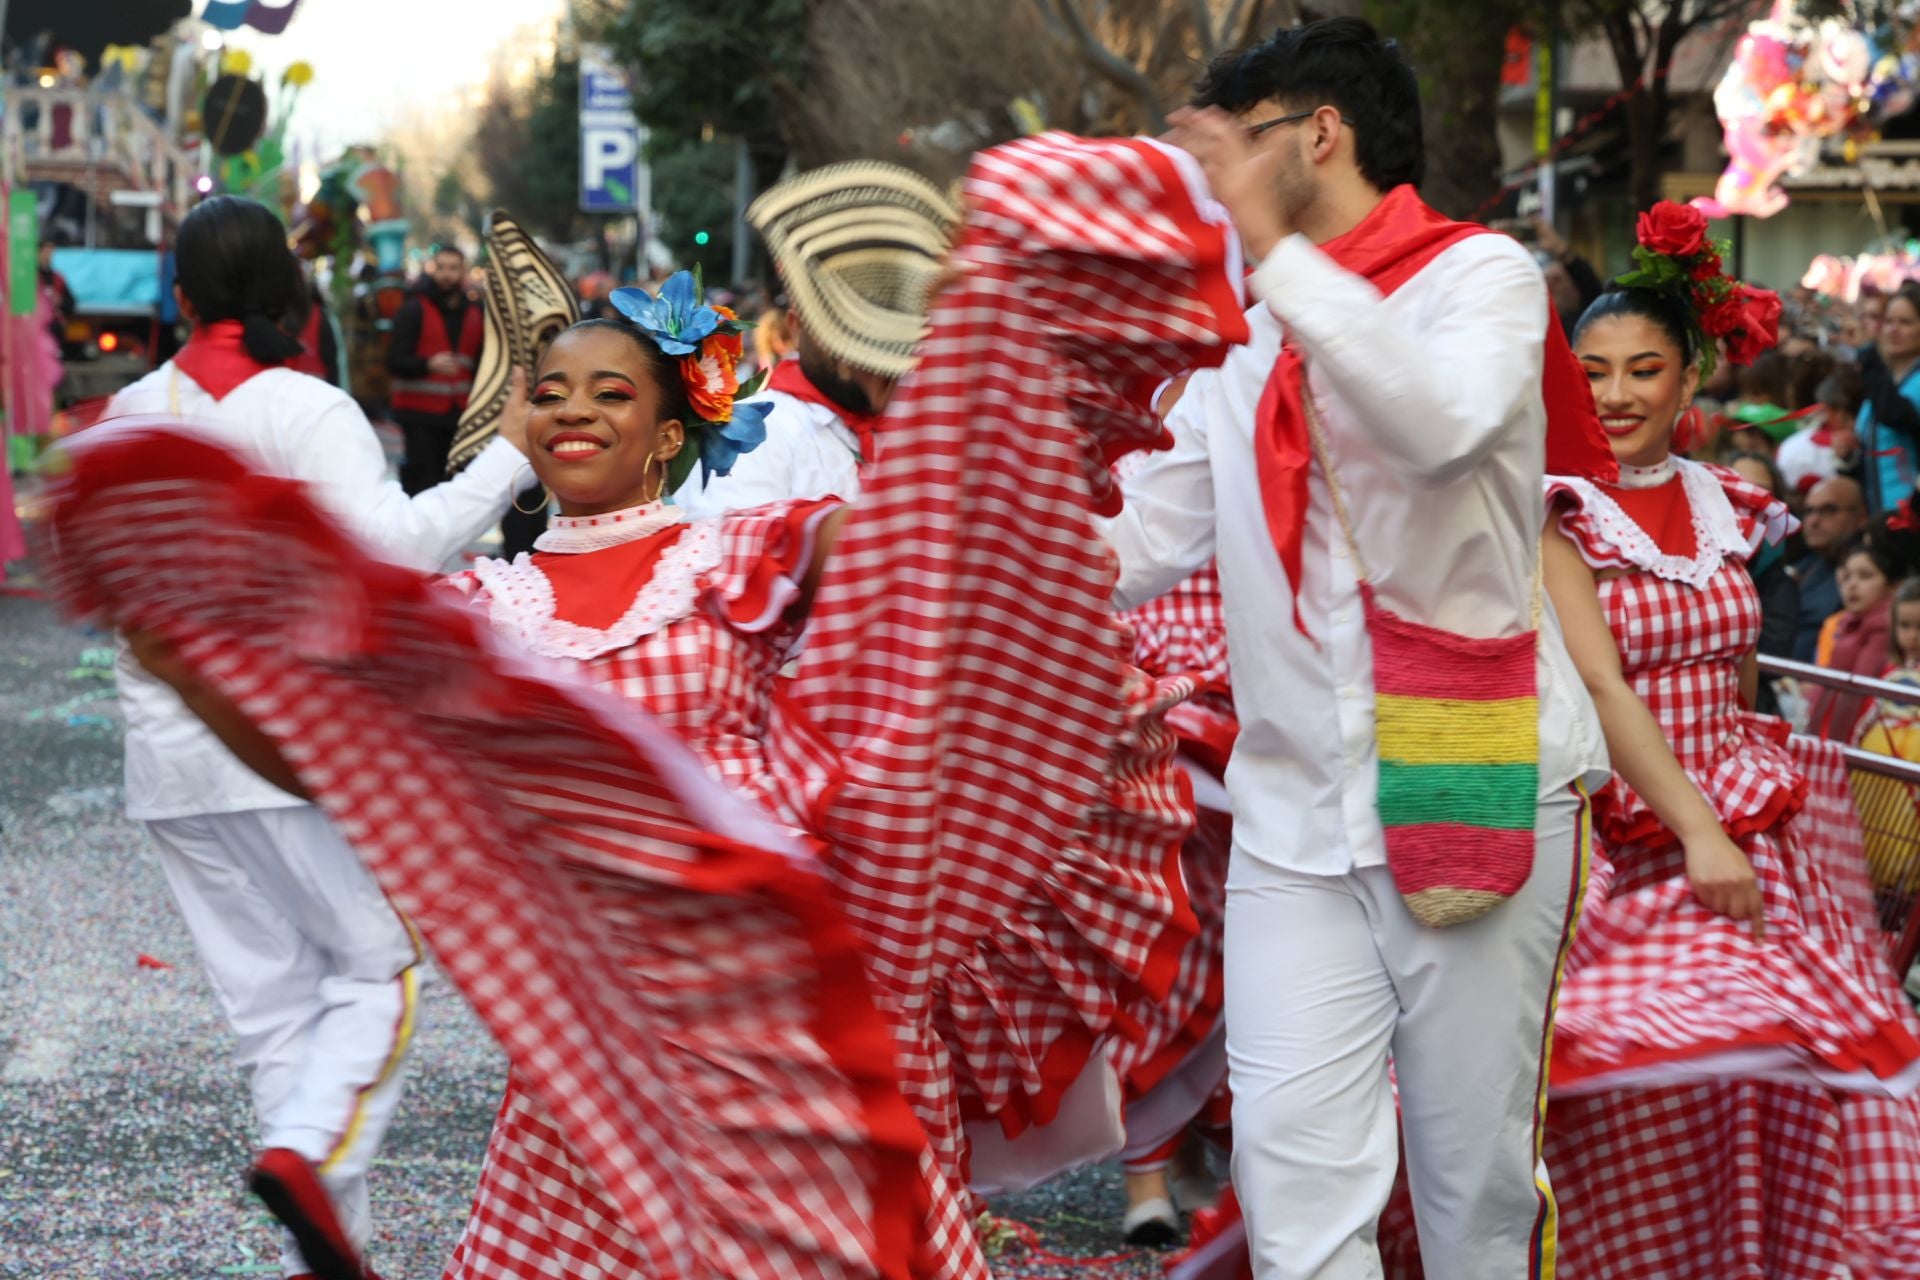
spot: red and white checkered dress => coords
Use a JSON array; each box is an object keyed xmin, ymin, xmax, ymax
[
  {"xmin": 1546, "ymin": 460, "xmax": 1920, "ymax": 1090},
  {"xmin": 44, "ymin": 134, "xmax": 1251, "ymax": 1280},
  {"xmin": 440, "ymin": 499, "xmax": 977, "ymax": 1279},
  {"xmin": 763, "ymin": 131, "xmax": 1248, "ymax": 1196},
  {"xmin": 1105, "ymin": 516, "xmax": 1236, "ymax": 1137},
  {"xmin": 1521, "ymin": 459, "xmax": 1920, "ymax": 1276},
  {"xmin": 39, "ymin": 432, "xmax": 946, "ymax": 1280}
]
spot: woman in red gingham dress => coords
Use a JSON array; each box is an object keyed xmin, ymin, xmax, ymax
[
  {"xmin": 439, "ymin": 134, "xmax": 1249, "ymax": 1280},
  {"xmin": 47, "ymin": 135, "xmax": 1248, "ymax": 1280},
  {"xmin": 1372, "ymin": 212, "xmax": 1920, "ymax": 1280},
  {"xmin": 1517, "ymin": 223, "xmax": 1920, "ymax": 1276}
]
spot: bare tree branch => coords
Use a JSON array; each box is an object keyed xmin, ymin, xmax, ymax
[
  {"xmin": 1188, "ymin": 0, "xmax": 1218, "ymax": 57},
  {"xmin": 1221, "ymin": 0, "xmax": 1254, "ymax": 47},
  {"xmin": 1051, "ymin": 0, "xmax": 1169, "ymax": 130},
  {"xmin": 1029, "ymin": 0, "xmax": 1070, "ymax": 38}
]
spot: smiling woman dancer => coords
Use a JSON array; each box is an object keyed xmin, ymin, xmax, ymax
[
  {"xmin": 1377, "ymin": 204, "xmax": 1920, "ymax": 1279},
  {"xmin": 1530, "ymin": 205, "xmax": 1920, "ymax": 1278},
  {"xmin": 50, "ymin": 132, "xmax": 1248, "ymax": 1280}
]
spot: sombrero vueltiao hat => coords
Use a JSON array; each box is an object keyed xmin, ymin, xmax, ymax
[{"xmin": 747, "ymin": 162, "xmax": 961, "ymax": 381}]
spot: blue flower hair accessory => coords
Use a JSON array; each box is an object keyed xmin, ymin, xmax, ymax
[{"xmin": 608, "ymin": 268, "xmax": 771, "ymax": 491}]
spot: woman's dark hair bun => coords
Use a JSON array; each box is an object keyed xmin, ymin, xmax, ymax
[{"xmin": 241, "ymin": 312, "xmax": 307, "ymax": 365}]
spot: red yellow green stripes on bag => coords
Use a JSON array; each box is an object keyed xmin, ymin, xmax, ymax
[
  {"xmin": 1375, "ymin": 694, "xmax": 1537, "ymax": 765},
  {"xmin": 1369, "ymin": 598, "xmax": 1540, "ymax": 926}
]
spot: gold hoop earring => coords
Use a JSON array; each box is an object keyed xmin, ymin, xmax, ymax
[
  {"xmin": 638, "ymin": 448, "xmax": 661, "ymax": 503},
  {"xmin": 509, "ymin": 462, "xmax": 550, "ymax": 516}
]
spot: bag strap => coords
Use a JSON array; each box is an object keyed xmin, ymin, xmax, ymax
[{"xmin": 1300, "ymin": 379, "xmax": 1544, "ymax": 630}]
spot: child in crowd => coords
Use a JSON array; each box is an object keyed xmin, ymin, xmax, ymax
[
  {"xmin": 1720, "ymin": 349, "xmax": 1795, "ymax": 456},
  {"xmin": 1854, "ymin": 577, "xmax": 1920, "ymax": 915},
  {"xmin": 1891, "ymin": 577, "xmax": 1920, "ymax": 682},
  {"xmin": 1810, "ymin": 539, "xmax": 1901, "ymax": 740},
  {"xmin": 1777, "ymin": 367, "xmax": 1865, "ymax": 499}
]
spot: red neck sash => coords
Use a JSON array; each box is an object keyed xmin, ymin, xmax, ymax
[
  {"xmin": 766, "ymin": 359, "xmax": 885, "ymax": 466},
  {"xmin": 1254, "ymin": 185, "xmax": 1614, "ymax": 634},
  {"xmin": 174, "ymin": 320, "xmax": 279, "ymax": 401}
]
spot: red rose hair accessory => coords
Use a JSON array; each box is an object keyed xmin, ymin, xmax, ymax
[{"xmin": 1619, "ymin": 200, "xmax": 1780, "ymax": 376}]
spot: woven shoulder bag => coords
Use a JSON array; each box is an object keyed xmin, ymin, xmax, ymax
[{"xmin": 1306, "ymin": 391, "xmax": 1543, "ymax": 927}]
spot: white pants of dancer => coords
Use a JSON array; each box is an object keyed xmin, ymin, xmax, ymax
[
  {"xmin": 1224, "ymin": 786, "xmax": 1589, "ymax": 1280},
  {"xmin": 146, "ymin": 807, "xmax": 420, "ymax": 1278}
]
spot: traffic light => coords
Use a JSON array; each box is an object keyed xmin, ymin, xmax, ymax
[{"xmin": 694, "ymin": 230, "xmax": 711, "ymax": 246}]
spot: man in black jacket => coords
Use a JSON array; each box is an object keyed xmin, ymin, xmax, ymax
[{"xmin": 386, "ymin": 246, "xmax": 483, "ymax": 494}]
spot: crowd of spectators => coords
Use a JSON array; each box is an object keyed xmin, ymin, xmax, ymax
[{"xmin": 1670, "ymin": 277, "xmax": 1920, "ymax": 745}]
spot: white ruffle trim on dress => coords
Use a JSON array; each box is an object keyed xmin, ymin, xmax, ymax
[
  {"xmin": 1548, "ymin": 458, "xmax": 1793, "ymax": 588},
  {"xmin": 469, "ymin": 520, "xmax": 723, "ymax": 660}
]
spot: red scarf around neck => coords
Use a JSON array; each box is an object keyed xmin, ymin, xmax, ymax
[
  {"xmin": 766, "ymin": 359, "xmax": 885, "ymax": 466},
  {"xmin": 174, "ymin": 320, "xmax": 282, "ymax": 401},
  {"xmin": 1254, "ymin": 184, "xmax": 1616, "ymax": 635}
]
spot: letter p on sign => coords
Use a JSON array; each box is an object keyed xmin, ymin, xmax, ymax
[{"xmin": 580, "ymin": 124, "xmax": 639, "ymax": 212}]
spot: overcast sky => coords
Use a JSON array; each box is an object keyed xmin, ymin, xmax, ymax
[{"xmin": 197, "ymin": 0, "xmax": 567, "ymax": 154}]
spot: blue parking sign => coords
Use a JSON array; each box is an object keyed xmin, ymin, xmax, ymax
[
  {"xmin": 579, "ymin": 44, "xmax": 642, "ymax": 213},
  {"xmin": 580, "ymin": 123, "xmax": 640, "ymax": 212}
]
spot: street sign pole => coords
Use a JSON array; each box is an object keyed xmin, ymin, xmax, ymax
[
  {"xmin": 1534, "ymin": 33, "xmax": 1555, "ymax": 226},
  {"xmin": 731, "ymin": 138, "xmax": 751, "ymax": 285}
]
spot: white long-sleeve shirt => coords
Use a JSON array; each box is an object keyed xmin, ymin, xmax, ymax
[
  {"xmin": 104, "ymin": 362, "xmax": 525, "ymax": 820},
  {"xmin": 672, "ymin": 387, "xmax": 863, "ymax": 516},
  {"xmin": 1104, "ymin": 231, "xmax": 1609, "ymax": 877}
]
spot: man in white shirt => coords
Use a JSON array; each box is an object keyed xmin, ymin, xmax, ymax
[
  {"xmin": 103, "ymin": 196, "xmax": 528, "ymax": 1280},
  {"xmin": 674, "ymin": 161, "xmax": 959, "ymax": 516},
  {"xmin": 1105, "ymin": 21, "xmax": 1610, "ymax": 1278}
]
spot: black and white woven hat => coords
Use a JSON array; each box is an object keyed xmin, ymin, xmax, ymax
[{"xmin": 747, "ymin": 161, "xmax": 961, "ymax": 380}]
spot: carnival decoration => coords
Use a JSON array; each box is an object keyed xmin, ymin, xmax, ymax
[
  {"xmin": 202, "ymin": 0, "xmax": 306, "ymax": 36},
  {"xmin": 215, "ymin": 59, "xmax": 314, "ymax": 204},
  {"xmin": 1803, "ymin": 244, "xmax": 1920, "ymax": 299},
  {"xmin": 449, "ymin": 212, "xmax": 581, "ymax": 474},
  {"xmin": 1697, "ymin": 1, "xmax": 1920, "ymax": 220},
  {"xmin": 202, "ymin": 69, "xmax": 268, "ymax": 159},
  {"xmin": 351, "ymin": 163, "xmax": 407, "ymax": 285},
  {"xmin": 284, "ymin": 147, "xmax": 414, "ymax": 407},
  {"xmin": 289, "ymin": 154, "xmax": 359, "ymax": 263}
]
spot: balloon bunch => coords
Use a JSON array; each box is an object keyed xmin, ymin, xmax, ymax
[
  {"xmin": 1801, "ymin": 244, "xmax": 1920, "ymax": 299},
  {"xmin": 1696, "ymin": 0, "xmax": 1920, "ymax": 220}
]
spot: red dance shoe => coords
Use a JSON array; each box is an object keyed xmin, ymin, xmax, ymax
[{"xmin": 249, "ymin": 1148, "xmax": 369, "ymax": 1280}]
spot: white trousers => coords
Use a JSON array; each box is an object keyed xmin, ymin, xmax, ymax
[
  {"xmin": 1224, "ymin": 786, "xmax": 1589, "ymax": 1280},
  {"xmin": 146, "ymin": 807, "xmax": 420, "ymax": 1278}
]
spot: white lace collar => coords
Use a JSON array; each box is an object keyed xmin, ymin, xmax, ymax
[
  {"xmin": 1559, "ymin": 457, "xmax": 1750, "ymax": 588},
  {"xmin": 471, "ymin": 518, "xmax": 723, "ymax": 660},
  {"xmin": 535, "ymin": 502, "xmax": 684, "ymax": 554},
  {"xmin": 1614, "ymin": 455, "xmax": 1676, "ymax": 490}
]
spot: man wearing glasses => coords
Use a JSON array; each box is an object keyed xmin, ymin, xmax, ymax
[
  {"xmin": 1791, "ymin": 475, "xmax": 1870, "ymax": 660},
  {"xmin": 1104, "ymin": 16, "xmax": 1613, "ymax": 1278}
]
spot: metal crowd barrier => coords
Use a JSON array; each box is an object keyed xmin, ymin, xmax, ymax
[{"xmin": 1759, "ymin": 655, "xmax": 1920, "ymax": 978}]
